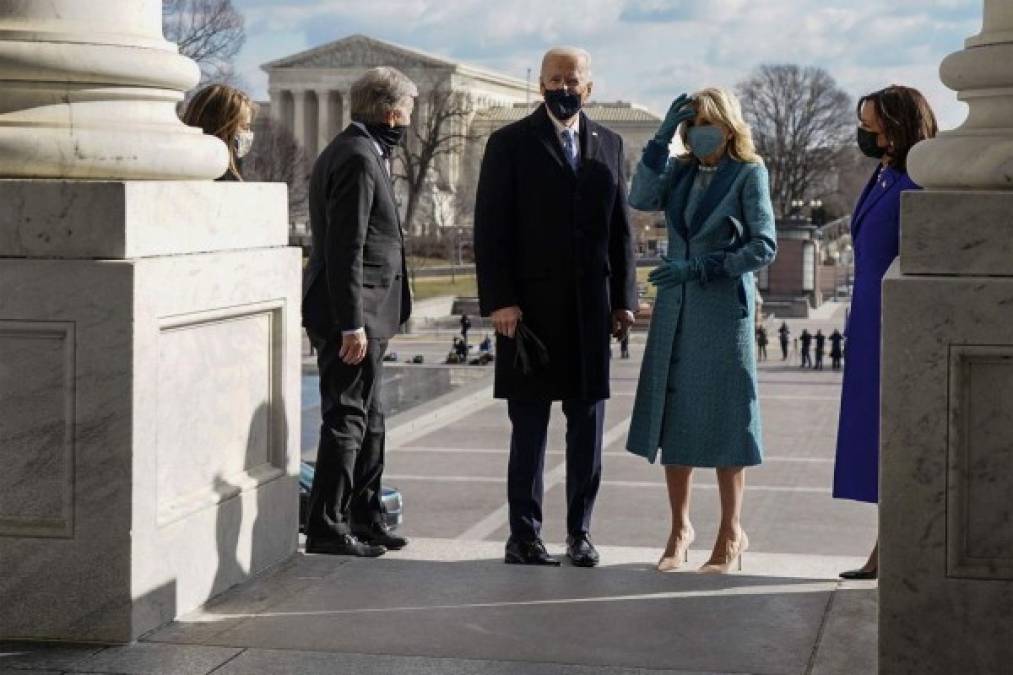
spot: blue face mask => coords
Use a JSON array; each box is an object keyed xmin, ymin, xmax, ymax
[{"xmin": 687, "ymin": 125, "xmax": 726, "ymax": 161}]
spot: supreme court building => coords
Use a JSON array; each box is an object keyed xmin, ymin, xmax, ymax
[{"xmin": 261, "ymin": 34, "xmax": 661, "ymax": 234}]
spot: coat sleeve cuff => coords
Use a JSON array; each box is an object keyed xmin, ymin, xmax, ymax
[
  {"xmin": 698, "ymin": 252, "xmax": 729, "ymax": 284},
  {"xmin": 641, "ymin": 140, "xmax": 670, "ymax": 173}
]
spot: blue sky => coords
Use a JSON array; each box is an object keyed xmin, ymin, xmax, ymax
[{"xmin": 231, "ymin": 0, "xmax": 981, "ymax": 129}]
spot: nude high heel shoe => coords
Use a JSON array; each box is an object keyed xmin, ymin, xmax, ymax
[
  {"xmin": 656, "ymin": 528, "xmax": 695, "ymax": 572},
  {"xmin": 698, "ymin": 531, "xmax": 749, "ymax": 574}
]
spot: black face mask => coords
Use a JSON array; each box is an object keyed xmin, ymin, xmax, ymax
[
  {"xmin": 365, "ymin": 123, "xmax": 408, "ymax": 153},
  {"xmin": 544, "ymin": 88, "xmax": 583, "ymax": 120},
  {"xmin": 857, "ymin": 127, "xmax": 887, "ymax": 159}
]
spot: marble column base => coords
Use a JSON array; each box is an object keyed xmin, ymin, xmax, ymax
[
  {"xmin": 881, "ymin": 198, "xmax": 1013, "ymax": 672},
  {"xmin": 0, "ymin": 182, "xmax": 301, "ymax": 642}
]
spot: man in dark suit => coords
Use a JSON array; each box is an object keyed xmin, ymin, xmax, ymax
[
  {"xmin": 302, "ymin": 67, "xmax": 417, "ymax": 557},
  {"xmin": 474, "ymin": 47, "xmax": 637, "ymax": 568}
]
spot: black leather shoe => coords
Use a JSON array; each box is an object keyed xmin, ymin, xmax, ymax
[
  {"xmin": 504, "ymin": 537, "xmax": 561, "ymax": 566},
  {"xmin": 566, "ymin": 533, "xmax": 600, "ymax": 568},
  {"xmin": 839, "ymin": 567, "xmax": 877, "ymax": 580},
  {"xmin": 354, "ymin": 523, "xmax": 408, "ymax": 550},
  {"xmin": 305, "ymin": 533, "xmax": 386, "ymax": 557}
]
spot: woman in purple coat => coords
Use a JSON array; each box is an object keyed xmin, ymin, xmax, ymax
[{"xmin": 833, "ymin": 86, "xmax": 937, "ymax": 579}]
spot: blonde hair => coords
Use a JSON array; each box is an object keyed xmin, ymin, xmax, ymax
[
  {"xmin": 182, "ymin": 84, "xmax": 257, "ymax": 180},
  {"xmin": 678, "ymin": 87, "xmax": 761, "ymax": 164}
]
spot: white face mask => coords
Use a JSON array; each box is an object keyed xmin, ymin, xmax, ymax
[{"xmin": 234, "ymin": 130, "xmax": 254, "ymax": 158}]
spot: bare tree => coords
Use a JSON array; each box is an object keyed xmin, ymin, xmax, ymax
[
  {"xmin": 243, "ymin": 117, "xmax": 310, "ymax": 223},
  {"xmin": 395, "ymin": 84, "xmax": 481, "ymax": 236},
  {"xmin": 736, "ymin": 64, "xmax": 852, "ymax": 220},
  {"xmin": 163, "ymin": 0, "xmax": 245, "ymax": 84}
]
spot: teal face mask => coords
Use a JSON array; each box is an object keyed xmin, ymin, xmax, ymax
[{"xmin": 687, "ymin": 125, "xmax": 726, "ymax": 160}]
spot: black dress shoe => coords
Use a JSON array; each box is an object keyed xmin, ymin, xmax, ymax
[
  {"xmin": 566, "ymin": 533, "xmax": 600, "ymax": 568},
  {"xmin": 354, "ymin": 523, "xmax": 408, "ymax": 550},
  {"xmin": 305, "ymin": 533, "xmax": 386, "ymax": 557},
  {"xmin": 504, "ymin": 537, "xmax": 561, "ymax": 566},
  {"xmin": 839, "ymin": 568, "xmax": 878, "ymax": 580}
]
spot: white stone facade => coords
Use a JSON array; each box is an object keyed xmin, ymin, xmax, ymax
[
  {"xmin": 880, "ymin": 1, "xmax": 1013, "ymax": 671},
  {"xmin": 0, "ymin": 0, "xmax": 301, "ymax": 642}
]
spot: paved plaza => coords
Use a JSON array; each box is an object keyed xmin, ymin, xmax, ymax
[{"xmin": 2, "ymin": 306, "xmax": 879, "ymax": 675}]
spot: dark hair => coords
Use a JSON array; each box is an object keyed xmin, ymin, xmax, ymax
[
  {"xmin": 182, "ymin": 84, "xmax": 257, "ymax": 180},
  {"xmin": 857, "ymin": 85, "xmax": 938, "ymax": 172}
]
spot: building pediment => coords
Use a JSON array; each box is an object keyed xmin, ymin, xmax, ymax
[{"xmin": 262, "ymin": 34, "xmax": 453, "ymax": 71}]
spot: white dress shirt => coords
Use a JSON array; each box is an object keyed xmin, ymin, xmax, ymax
[{"xmin": 546, "ymin": 107, "xmax": 580, "ymax": 166}]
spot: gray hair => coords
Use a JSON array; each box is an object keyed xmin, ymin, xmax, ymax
[
  {"xmin": 540, "ymin": 47, "xmax": 592, "ymax": 80},
  {"xmin": 350, "ymin": 67, "xmax": 419, "ymax": 124}
]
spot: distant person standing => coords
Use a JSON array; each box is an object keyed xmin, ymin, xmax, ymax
[
  {"xmin": 829, "ymin": 329, "xmax": 844, "ymax": 370},
  {"xmin": 460, "ymin": 313, "xmax": 472, "ymax": 344},
  {"xmin": 755, "ymin": 325, "xmax": 768, "ymax": 361},
  {"xmin": 620, "ymin": 333, "xmax": 631, "ymax": 359},
  {"xmin": 182, "ymin": 84, "xmax": 256, "ymax": 182},
  {"xmin": 799, "ymin": 329, "xmax": 813, "ymax": 368},
  {"xmin": 777, "ymin": 321, "xmax": 790, "ymax": 360},
  {"xmin": 833, "ymin": 86, "xmax": 937, "ymax": 580},
  {"xmin": 302, "ymin": 67, "xmax": 417, "ymax": 557},
  {"xmin": 814, "ymin": 330, "xmax": 826, "ymax": 370}
]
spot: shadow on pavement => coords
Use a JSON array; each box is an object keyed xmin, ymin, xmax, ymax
[{"xmin": 148, "ymin": 552, "xmax": 841, "ymax": 674}]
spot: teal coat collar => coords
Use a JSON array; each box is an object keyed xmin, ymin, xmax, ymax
[
  {"xmin": 668, "ymin": 156, "xmax": 747, "ymax": 238},
  {"xmin": 690, "ymin": 156, "xmax": 747, "ymax": 235}
]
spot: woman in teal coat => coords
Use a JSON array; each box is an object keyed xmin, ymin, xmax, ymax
[{"xmin": 626, "ymin": 88, "xmax": 776, "ymax": 574}]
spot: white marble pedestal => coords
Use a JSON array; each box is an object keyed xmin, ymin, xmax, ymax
[
  {"xmin": 0, "ymin": 181, "xmax": 301, "ymax": 642},
  {"xmin": 880, "ymin": 190, "xmax": 1013, "ymax": 673}
]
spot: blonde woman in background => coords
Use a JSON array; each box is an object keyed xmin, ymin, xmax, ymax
[
  {"xmin": 626, "ymin": 88, "xmax": 777, "ymax": 574},
  {"xmin": 182, "ymin": 84, "xmax": 256, "ymax": 181}
]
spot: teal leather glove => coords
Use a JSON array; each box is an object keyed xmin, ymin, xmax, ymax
[
  {"xmin": 654, "ymin": 93, "xmax": 695, "ymax": 144},
  {"xmin": 648, "ymin": 256, "xmax": 700, "ymax": 289},
  {"xmin": 648, "ymin": 253, "xmax": 729, "ymax": 290}
]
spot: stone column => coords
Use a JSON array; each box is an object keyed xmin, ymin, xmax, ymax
[
  {"xmin": 317, "ymin": 89, "xmax": 332, "ymax": 150},
  {"xmin": 292, "ymin": 88, "xmax": 307, "ymax": 152},
  {"xmin": 0, "ymin": 0, "xmax": 300, "ymax": 643},
  {"xmin": 0, "ymin": 0, "xmax": 226, "ymax": 179},
  {"xmin": 339, "ymin": 88, "xmax": 353, "ymax": 131},
  {"xmin": 268, "ymin": 87, "xmax": 283, "ymax": 124},
  {"xmin": 880, "ymin": 1, "xmax": 1013, "ymax": 671}
]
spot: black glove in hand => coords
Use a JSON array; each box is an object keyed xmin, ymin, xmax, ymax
[{"xmin": 513, "ymin": 323, "xmax": 550, "ymax": 376}]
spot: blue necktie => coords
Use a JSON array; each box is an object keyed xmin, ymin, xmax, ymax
[{"xmin": 561, "ymin": 129, "xmax": 578, "ymax": 171}]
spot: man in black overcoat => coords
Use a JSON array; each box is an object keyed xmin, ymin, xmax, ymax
[
  {"xmin": 302, "ymin": 67, "xmax": 417, "ymax": 557},
  {"xmin": 474, "ymin": 47, "xmax": 637, "ymax": 567}
]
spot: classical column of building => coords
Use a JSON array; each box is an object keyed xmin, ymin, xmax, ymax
[
  {"xmin": 0, "ymin": 0, "xmax": 225, "ymax": 179},
  {"xmin": 880, "ymin": 1, "xmax": 1013, "ymax": 671},
  {"xmin": 0, "ymin": 0, "xmax": 300, "ymax": 643},
  {"xmin": 317, "ymin": 88, "xmax": 332, "ymax": 150},
  {"xmin": 291, "ymin": 88, "xmax": 308, "ymax": 154}
]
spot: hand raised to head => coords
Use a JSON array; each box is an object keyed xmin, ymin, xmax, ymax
[{"xmin": 655, "ymin": 93, "xmax": 696, "ymax": 143}]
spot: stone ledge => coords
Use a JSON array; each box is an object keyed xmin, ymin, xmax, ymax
[
  {"xmin": 0, "ymin": 180, "xmax": 288, "ymax": 260},
  {"xmin": 900, "ymin": 190, "xmax": 1013, "ymax": 277}
]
